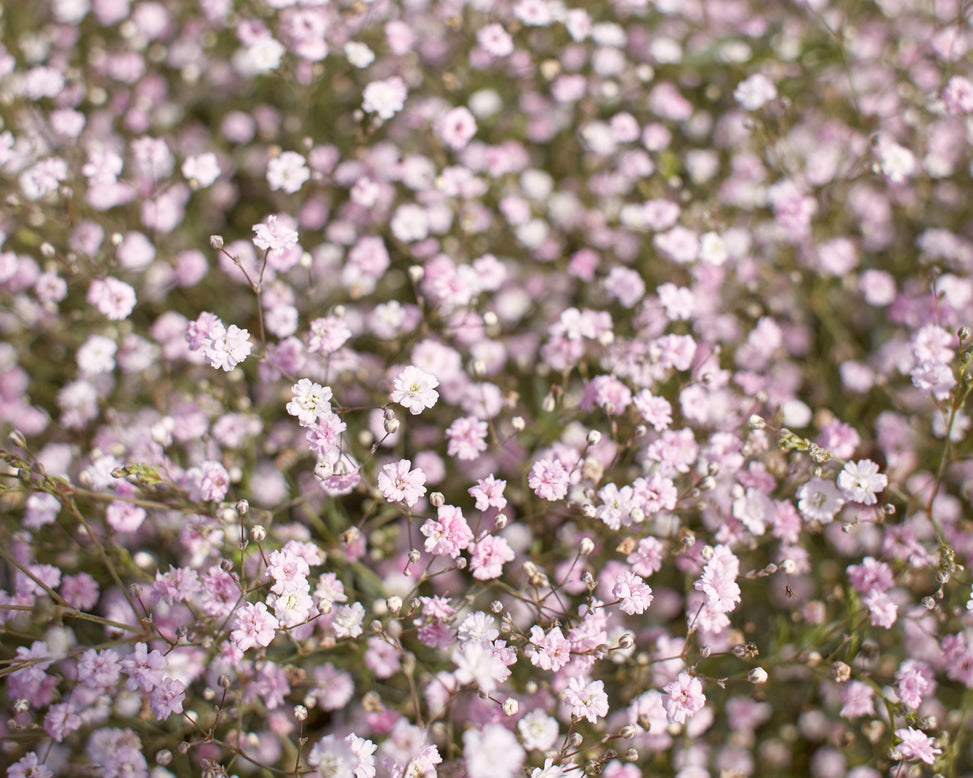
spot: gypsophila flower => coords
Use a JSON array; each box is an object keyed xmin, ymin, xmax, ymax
[
  {"xmin": 734, "ymin": 73, "xmax": 777, "ymax": 110},
  {"xmin": 663, "ymin": 672, "xmax": 705, "ymax": 725},
  {"xmin": 892, "ymin": 727, "xmax": 941, "ymax": 765},
  {"xmin": 528, "ymin": 457, "xmax": 570, "ymax": 501},
  {"xmin": 836, "ymin": 459, "xmax": 887, "ymax": 505},
  {"xmin": 796, "ymin": 477, "xmax": 845, "ymax": 522},
  {"xmin": 362, "ymin": 76, "xmax": 408, "ymax": 120},
  {"xmin": 205, "ymin": 322, "xmax": 252, "ymax": 371},
  {"xmin": 563, "ymin": 677, "xmax": 610, "ymax": 723},
  {"xmin": 267, "ymin": 151, "xmax": 310, "ymax": 194},
  {"xmin": 390, "ymin": 365, "xmax": 439, "ymax": 415},
  {"xmin": 253, "ymin": 214, "xmax": 299, "ymax": 256},
  {"xmin": 287, "ymin": 378, "xmax": 333, "ymax": 427},
  {"xmin": 231, "ymin": 602, "xmax": 279, "ymax": 651},
  {"xmin": 377, "ymin": 459, "xmax": 427, "ymax": 507}
]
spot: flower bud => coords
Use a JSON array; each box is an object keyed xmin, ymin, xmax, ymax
[
  {"xmin": 209, "ymin": 235, "xmax": 224, "ymax": 249},
  {"xmin": 251, "ymin": 525, "xmax": 267, "ymax": 543},
  {"xmin": 587, "ymin": 429, "xmax": 602, "ymax": 445},
  {"xmin": 748, "ymin": 667, "xmax": 769, "ymax": 684},
  {"xmin": 579, "ymin": 537, "xmax": 595, "ymax": 556},
  {"xmin": 294, "ymin": 705, "xmax": 308, "ymax": 721},
  {"xmin": 502, "ymin": 698, "xmax": 518, "ymax": 716},
  {"xmin": 430, "ymin": 492, "xmax": 445, "ymax": 507}
]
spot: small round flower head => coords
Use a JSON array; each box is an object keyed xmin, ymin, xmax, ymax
[
  {"xmin": 253, "ymin": 214, "xmax": 299, "ymax": 256},
  {"xmin": 205, "ymin": 323, "xmax": 252, "ymax": 371},
  {"xmin": 663, "ymin": 672, "xmax": 705, "ymax": 725},
  {"xmin": 390, "ymin": 365, "xmax": 439, "ymax": 415},
  {"xmin": 892, "ymin": 727, "xmax": 941, "ymax": 765},
  {"xmin": 287, "ymin": 378, "xmax": 333, "ymax": 427},
  {"xmin": 796, "ymin": 477, "xmax": 844, "ymax": 523},
  {"xmin": 528, "ymin": 457, "xmax": 570, "ymax": 501},
  {"xmin": 734, "ymin": 73, "xmax": 777, "ymax": 110},
  {"xmin": 362, "ymin": 75, "xmax": 408, "ymax": 120},
  {"xmin": 836, "ymin": 459, "xmax": 887, "ymax": 505}
]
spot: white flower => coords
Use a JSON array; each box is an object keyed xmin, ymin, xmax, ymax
[
  {"xmin": 286, "ymin": 378, "xmax": 333, "ymax": 427},
  {"xmin": 734, "ymin": 73, "xmax": 777, "ymax": 110},
  {"xmin": 836, "ymin": 459, "xmax": 887, "ymax": 505},
  {"xmin": 390, "ymin": 365, "xmax": 439, "ymax": 415},
  {"xmin": 880, "ymin": 142, "xmax": 916, "ymax": 183},
  {"xmin": 362, "ymin": 76, "xmax": 408, "ymax": 120},
  {"xmin": 332, "ymin": 602, "xmax": 365, "ymax": 639},
  {"xmin": 267, "ymin": 151, "xmax": 310, "ymax": 194},
  {"xmin": 345, "ymin": 42, "xmax": 375, "ymax": 68},
  {"xmin": 797, "ymin": 477, "xmax": 845, "ymax": 522}
]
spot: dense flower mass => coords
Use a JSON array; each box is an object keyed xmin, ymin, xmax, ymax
[{"xmin": 1, "ymin": 0, "xmax": 972, "ymax": 776}]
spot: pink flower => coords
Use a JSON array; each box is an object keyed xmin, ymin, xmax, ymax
[
  {"xmin": 663, "ymin": 672, "xmax": 705, "ymax": 725},
  {"xmin": 390, "ymin": 365, "xmax": 439, "ymax": 415},
  {"xmin": 420, "ymin": 504, "xmax": 473, "ymax": 558},
  {"xmin": 477, "ymin": 23, "xmax": 514, "ymax": 57},
  {"xmin": 377, "ymin": 459, "xmax": 427, "ymax": 508},
  {"xmin": 469, "ymin": 474, "xmax": 507, "ymax": 511},
  {"xmin": 469, "ymin": 535, "xmax": 515, "ymax": 580},
  {"xmin": 231, "ymin": 601, "xmax": 279, "ymax": 651},
  {"xmin": 446, "ymin": 416, "xmax": 489, "ymax": 460},
  {"xmin": 88, "ymin": 276, "xmax": 136, "ymax": 320},
  {"xmin": 839, "ymin": 680, "xmax": 875, "ymax": 719},
  {"xmin": 437, "ymin": 106, "xmax": 477, "ymax": 150},
  {"xmin": 563, "ymin": 677, "xmax": 609, "ymax": 723},
  {"xmin": 892, "ymin": 727, "xmax": 941, "ymax": 765},
  {"xmin": 121, "ymin": 642, "xmax": 167, "ymax": 693},
  {"xmin": 528, "ymin": 457, "xmax": 570, "ymax": 501},
  {"xmin": 199, "ymin": 460, "xmax": 230, "ymax": 501},
  {"xmin": 611, "ymin": 570, "xmax": 653, "ymax": 615},
  {"xmin": 525, "ymin": 625, "xmax": 571, "ymax": 672},
  {"xmin": 149, "ymin": 677, "xmax": 186, "ymax": 720},
  {"xmin": 252, "ymin": 214, "xmax": 299, "ymax": 256},
  {"xmin": 8, "ymin": 753, "xmax": 53, "ymax": 778}
]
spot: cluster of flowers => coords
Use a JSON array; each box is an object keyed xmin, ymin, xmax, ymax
[{"xmin": 2, "ymin": 0, "xmax": 973, "ymax": 776}]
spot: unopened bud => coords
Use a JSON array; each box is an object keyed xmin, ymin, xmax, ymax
[
  {"xmin": 749, "ymin": 414, "xmax": 766, "ymax": 429},
  {"xmin": 748, "ymin": 667, "xmax": 768, "ymax": 684},
  {"xmin": 430, "ymin": 492, "xmax": 445, "ymax": 507},
  {"xmin": 587, "ymin": 429, "xmax": 602, "ymax": 445},
  {"xmin": 8, "ymin": 430, "xmax": 26, "ymax": 448},
  {"xmin": 294, "ymin": 705, "xmax": 308, "ymax": 721},
  {"xmin": 251, "ymin": 525, "xmax": 266, "ymax": 543},
  {"xmin": 579, "ymin": 537, "xmax": 595, "ymax": 556},
  {"xmin": 209, "ymin": 235, "xmax": 224, "ymax": 249},
  {"xmin": 408, "ymin": 265, "xmax": 424, "ymax": 283},
  {"xmin": 502, "ymin": 698, "xmax": 518, "ymax": 716},
  {"xmin": 387, "ymin": 596, "xmax": 402, "ymax": 614},
  {"xmin": 511, "ymin": 416, "xmax": 525, "ymax": 431}
]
